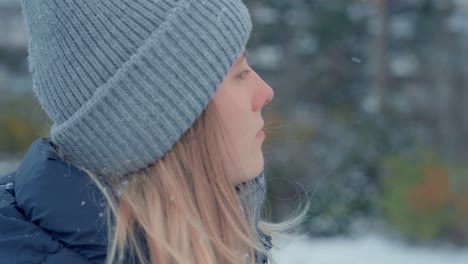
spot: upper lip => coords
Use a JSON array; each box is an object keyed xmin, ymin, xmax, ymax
[{"xmin": 258, "ymin": 122, "xmax": 264, "ymax": 132}]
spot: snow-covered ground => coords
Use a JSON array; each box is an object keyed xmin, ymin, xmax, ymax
[{"xmin": 270, "ymin": 234, "xmax": 468, "ymax": 264}]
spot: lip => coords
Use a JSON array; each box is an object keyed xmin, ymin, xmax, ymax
[
  {"xmin": 256, "ymin": 122, "xmax": 265, "ymax": 138},
  {"xmin": 256, "ymin": 130, "xmax": 265, "ymax": 138}
]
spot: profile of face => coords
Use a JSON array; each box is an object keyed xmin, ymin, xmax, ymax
[{"xmin": 212, "ymin": 49, "xmax": 275, "ymax": 185}]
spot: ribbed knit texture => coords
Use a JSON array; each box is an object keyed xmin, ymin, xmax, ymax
[{"xmin": 20, "ymin": 0, "xmax": 252, "ymax": 177}]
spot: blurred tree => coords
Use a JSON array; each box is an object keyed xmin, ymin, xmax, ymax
[
  {"xmin": 382, "ymin": 151, "xmax": 468, "ymax": 245},
  {"xmin": 0, "ymin": 91, "xmax": 49, "ymax": 157}
]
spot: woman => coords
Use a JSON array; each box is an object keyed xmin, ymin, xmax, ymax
[{"xmin": 0, "ymin": 0, "xmax": 308, "ymax": 263}]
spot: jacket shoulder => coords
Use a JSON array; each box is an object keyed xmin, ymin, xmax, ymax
[{"xmin": 0, "ymin": 138, "xmax": 107, "ymax": 263}]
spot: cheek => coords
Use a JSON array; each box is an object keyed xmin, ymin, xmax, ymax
[
  {"xmin": 213, "ymin": 84, "xmax": 253, "ymax": 148},
  {"xmin": 218, "ymin": 90, "xmax": 251, "ymax": 123},
  {"xmin": 226, "ymin": 112, "xmax": 249, "ymax": 144},
  {"xmin": 220, "ymin": 102, "xmax": 251, "ymax": 153}
]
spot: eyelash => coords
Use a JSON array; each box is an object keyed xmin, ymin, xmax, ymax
[{"xmin": 238, "ymin": 70, "xmax": 252, "ymax": 80}]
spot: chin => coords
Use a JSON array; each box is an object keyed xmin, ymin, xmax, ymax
[
  {"xmin": 233, "ymin": 154, "xmax": 264, "ymax": 184},
  {"xmin": 250, "ymin": 157, "xmax": 264, "ymax": 179}
]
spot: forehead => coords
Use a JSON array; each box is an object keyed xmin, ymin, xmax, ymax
[{"xmin": 234, "ymin": 49, "xmax": 248, "ymax": 66}]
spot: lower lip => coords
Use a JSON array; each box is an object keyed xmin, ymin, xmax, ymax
[{"xmin": 256, "ymin": 130, "xmax": 265, "ymax": 138}]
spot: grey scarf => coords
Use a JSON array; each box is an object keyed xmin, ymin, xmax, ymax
[{"xmin": 235, "ymin": 169, "xmax": 272, "ymax": 264}]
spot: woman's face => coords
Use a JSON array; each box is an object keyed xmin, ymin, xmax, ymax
[{"xmin": 213, "ymin": 49, "xmax": 274, "ymax": 185}]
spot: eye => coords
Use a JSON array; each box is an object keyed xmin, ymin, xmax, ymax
[{"xmin": 238, "ymin": 69, "xmax": 252, "ymax": 80}]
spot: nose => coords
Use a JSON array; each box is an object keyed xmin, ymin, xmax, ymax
[
  {"xmin": 264, "ymin": 85, "xmax": 274, "ymax": 106},
  {"xmin": 252, "ymin": 71, "xmax": 274, "ymax": 112}
]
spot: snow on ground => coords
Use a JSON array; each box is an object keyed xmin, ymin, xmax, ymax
[{"xmin": 270, "ymin": 234, "xmax": 468, "ymax": 264}]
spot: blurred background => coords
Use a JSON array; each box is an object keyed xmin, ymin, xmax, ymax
[{"xmin": 1, "ymin": 0, "xmax": 468, "ymax": 263}]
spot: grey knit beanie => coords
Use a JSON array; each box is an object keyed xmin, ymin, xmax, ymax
[{"xmin": 20, "ymin": 0, "xmax": 252, "ymax": 177}]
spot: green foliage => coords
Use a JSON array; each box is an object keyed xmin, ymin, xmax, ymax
[
  {"xmin": 0, "ymin": 92, "xmax": 50, "ymax": 157},
  {"xmin": 381, "ymin": 151, "xmax": 468, "ymax": 242}
]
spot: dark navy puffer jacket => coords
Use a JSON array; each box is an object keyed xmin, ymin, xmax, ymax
[{"xmin": 0, "ymin": 138, "xmax": 108, "ymax": 263}]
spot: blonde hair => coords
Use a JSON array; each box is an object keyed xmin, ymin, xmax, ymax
[{"xmin": 59, "ymin": 101, "xmax": 309, "ymax": 264}]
